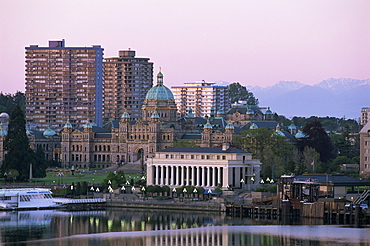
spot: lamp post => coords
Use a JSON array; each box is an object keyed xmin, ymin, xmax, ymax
[
  {"xmin": 141, "ymin": 186, "xmax": 146, "ymax": 200},
  {"xmin": 240, "ymin": 179, "xmax": 245, "ymax": 190},
  {"xmin": 207, "ymin": 189, "xmax": 212, "ymax": 202},
  {"xmin": 193, "ymin": 188, "xmax": 198, "ymax": 201},
  {"xmin": 183, "ymin": 188, "xmax": 187, "ymax": 201},
  {"xmin": 172, "ymin": 188, "xmax": 177, "ymax": 199}
]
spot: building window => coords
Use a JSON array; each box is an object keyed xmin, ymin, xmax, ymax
[
  {"xmin": 191, "ymin": 155, "xmax": 194, "ymax": 159},
  {"xmin": 222, "ymin": 155, "xmax": 226, "ymax": 160},
  {"xmin": 206, "ymin": 155, "xmax": 210, "ymax": 159},
  {"xmin": 166, "ymin": 154, "xmax": 169, "ymax": 159},
  {"xmin": 201, "ymin": 155, "xmax": 205, "ymax": 159},
  {"xmin": 180, "ymin": 155, "xmax": 184, "ymax": 159}
]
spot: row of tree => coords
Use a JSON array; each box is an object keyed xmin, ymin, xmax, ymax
[{"xmin": 236, "ymin": 118, "xmax": 360, "ymax": 179}]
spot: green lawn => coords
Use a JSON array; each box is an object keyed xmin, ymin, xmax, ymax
[
  {"xmin": 0, "ymin": 169, "xmax": 143, "ymax": 187},
  {"xmin": 33, "ymin": 170, "xmax": 142, "ymax": 186}
]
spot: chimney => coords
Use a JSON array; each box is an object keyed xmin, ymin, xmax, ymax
[{"xmin": 222, "ymin": 143, "xmax": 230, "ymax": 151}]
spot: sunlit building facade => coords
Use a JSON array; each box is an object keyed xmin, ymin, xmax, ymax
[
  {"xmin": 103, "ymin": 50, "xmax": 153, "ymax": 122},
  {"xmin": 172, "ymin": 81, "xmax": 229, "ymax": 117},
  {"xmin": 25, "ymin": 40, "xmax": 104, "ymax": 132}
]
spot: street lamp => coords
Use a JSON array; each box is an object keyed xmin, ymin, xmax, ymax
[
  {"xmin": 141, "ymin": 186, "xmax": 146, "ymax": 200},
  {"xmin": 193, "ymin": 188, "xmax": 198, "ymax": 201},
  {"xmin": 240, "ymin": 179, "xmax": 245, "ymax": 190},
  {"xmin": 183, "ymin": 188, "xmax": 187, "ymax": 201},
  {"xmin": 207, "ymin": 189, "xmax": 212, "ymax": 202}
]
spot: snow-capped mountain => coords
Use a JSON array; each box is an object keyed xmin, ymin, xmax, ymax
[{"xmin": 245, "ymin": 78, "xmax": 370, "ymax": 119}]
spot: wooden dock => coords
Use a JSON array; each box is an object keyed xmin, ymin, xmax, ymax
[{"xmin": 225, "ymin": 200, "xmax": 370, "ymax": 225}]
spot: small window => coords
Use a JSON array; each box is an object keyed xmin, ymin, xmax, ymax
[
  {"xmin": 201, "ymin": 155, "xmax": 205, "ymax": 159},
  {"xmin": 222, "ymin": 155, "xmax": 226, "ymax": 160},
  {"xmin": 191, "ymin": 155, "xmax": 194, "ymax": 159},
  {"xmin": 166, "ymin": 154, "xmax": 169, "ymax": 159},
  {"xmin": 206, "ymin": 155, "xmax": 210, "ymax": 159},
  {"xmin": 217, "ymin": 155, "xmax": 220, "ymax": 160},
  {"xmin": 181, "ymin": 155, "xmax": 184, "ymax": 159}
]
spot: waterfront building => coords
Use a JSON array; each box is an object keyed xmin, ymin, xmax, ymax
[
  {"xmin": 146, "ymin": 144, "xmax": 261, "ymax": 190},
  {"xmin": 103, "ymin": 50, "xmax": 153, "ymax": 122},
  {"xmin": 172, "ymin": 80, "xmax": 229, "ymax": 117},
  {"xmin": 360, "ymin": 120, "xmax": 370, "ymax": 178},
  {"xmin": 361, "ymin": 107, "xmax": 370, "ymax": 126},
  {"xmin": 25, "ymin": 39, "xmax": 104, "ymax": 132}
]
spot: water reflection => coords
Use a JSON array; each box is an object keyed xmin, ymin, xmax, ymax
[{"xmin": 0, "ymin": 209, "xmax": 369, "ymax": 245}]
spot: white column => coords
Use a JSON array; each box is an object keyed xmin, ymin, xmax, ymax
[
  {"xmin": 218, "ymin": 167, "xmax": 222, "ymax": 187},
  {"xmin": 155, "ymin": 166, "xmax": 159, "ymax": 185},
  {"xmin": 166, "ymin": 165, "xmax": 169, "ymax": 186},
  {"xmin": 147, "ymin": 164, "xmax": 153, "ymax": 185},
  {"xmin": 223, "ymin": 166, "xmax": 229, "ymax": 189}
]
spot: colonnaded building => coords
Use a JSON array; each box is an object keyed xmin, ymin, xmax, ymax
[{"xmin": 147, "ymin": 144, "xmax": 261, "ymax": 190}]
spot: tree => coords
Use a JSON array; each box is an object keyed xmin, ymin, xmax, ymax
[
  {"xmin": 0, "ymin": 92, "xmax": 25, "ymax": 115},
  {"xmin": 299, "ymin": 119, "xmax": 335, "ymax": 164},
  {"xmin": 330, "ymin": 124, "xmax": 359, "ymax": 159},
  {"xmin": 169, "ymin": 139, "xmax": 199, "ymax": 148},
  {"xmin": 229, "ymin": 82, "xmax": 258, "ymax": 105},
  {"xmin": 1, "ymin": 105, "xmax": 35, "ymax": 181},
  {"xmin": 236, "ymin": 128, "xmax": 293, "ymax": 178},
  {"xmin": 33, "ymin": 147, "xmax": 48, "ymax": 178},
  {"xmin": 101, "ymin": 171, "xmax": 127, "ymax": 189}
]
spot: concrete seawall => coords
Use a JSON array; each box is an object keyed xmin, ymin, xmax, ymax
[{"xmin": 102, "ymin": 200, "xmax": 224, "ymax": 212}]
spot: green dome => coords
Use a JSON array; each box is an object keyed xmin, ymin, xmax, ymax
[
  {"xmin": 145, "ymin": 86, "xmax": 174, "ymax": 100},
  {"xmin": 145, "ymin": 71, "xmax": 174, "ymax": 101},
  {"xmin": 265, "ymin": 107, "xmax": 273, "ymax": 115},
  {"xmin": 64, "ymin": 121, "xmax": 72, "ymax": 128},
  {"xmin": 151, "ymin": 112, "xmax": 160, "ymax": 118},
  {"xmin": 43, "ymin": 126, "xmax": 56, "ymax": 136},
  {"xmin": 121, "ymin": 112, "xmax": 130, "ymax": 118},
  {"xmin": 295, "ymin": 130, "xmax": 307, "ymax": 139}
]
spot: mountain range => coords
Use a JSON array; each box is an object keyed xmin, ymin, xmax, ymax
[{"xmin": 221, "ymin": 78, "xmax": 370, "ymax": 120}]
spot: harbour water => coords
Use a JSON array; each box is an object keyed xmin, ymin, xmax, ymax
[{"xmin": 0, "ymin": 208, "xmax": 369, "ymax": 245}]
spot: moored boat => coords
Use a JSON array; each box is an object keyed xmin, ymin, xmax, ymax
[{"xmin": 0, "ymin": 188, "xmax": 61, "ymax": 209}]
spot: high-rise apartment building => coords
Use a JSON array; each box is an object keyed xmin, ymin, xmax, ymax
[
  {"xmin": 172, "ymin": 81, "xmax": 229, "ymax": 117},
  {"xmin": 103, "ymin": 50, "xmax": 153, "ymax": 122},
  {"xmin": 25, "ymin": 40, "xmax": 104, "ymax": 131},
  {"xmin": 361, "ymin": 107, "xmax": 370, "ymax": 126}
]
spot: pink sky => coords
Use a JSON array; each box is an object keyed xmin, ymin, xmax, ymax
[{"xmin": 0, "ymin": 0, "xmax": 369, "ymax": 94}]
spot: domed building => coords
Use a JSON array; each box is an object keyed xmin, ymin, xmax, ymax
[{"xmin": 60, "ymin": 71, "xmax": 237, "ymax": 170}]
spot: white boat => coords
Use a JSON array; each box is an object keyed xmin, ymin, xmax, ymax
[{"xmin": 0, "ymin": 188, "xmax": 62, "ymax": 209}]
